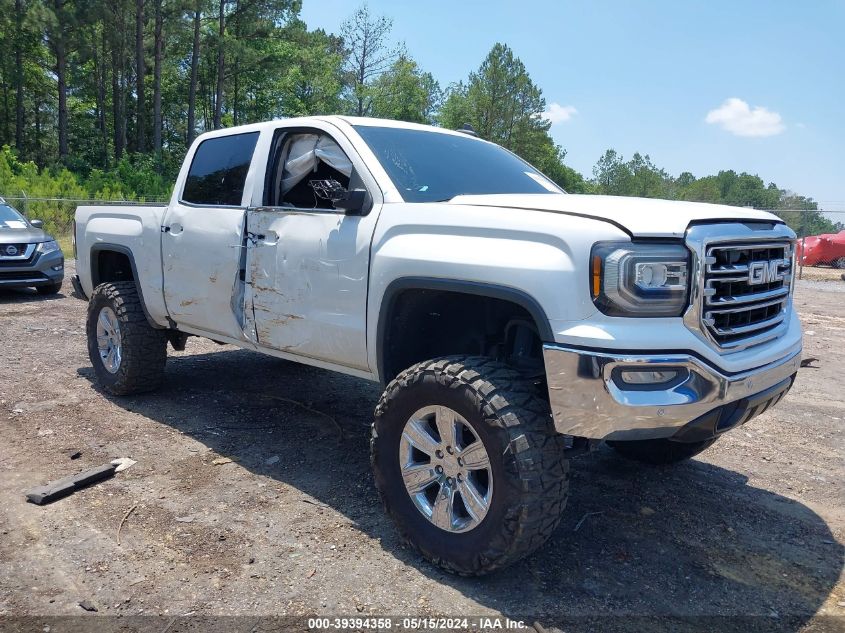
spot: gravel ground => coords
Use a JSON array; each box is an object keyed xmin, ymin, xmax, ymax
[
  {"xmin": 0, "ymin": 262, "xmax": 843, "ymax": 632},
  {"xmin": 796, "ymin": 266, "xmax": 844, "ymax": 283}
]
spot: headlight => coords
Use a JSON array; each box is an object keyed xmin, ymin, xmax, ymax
[
  {"xmin": 37, "ymin": 240, "xmax": 60, "ymax": 254},
  {"xmin": 590, "ymin": 242, "xmax": 690, "ymax": 317}
]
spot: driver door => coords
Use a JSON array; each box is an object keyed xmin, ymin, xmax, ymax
[{"xmin": 243, "ymin": 124, "xmax": 381, "ymax": 372}]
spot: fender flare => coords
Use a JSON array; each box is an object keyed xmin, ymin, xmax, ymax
[
  {"xmin": 90, "ymin": 243, "xmax": 164, "ymax": 329},
  {"xmin": 376, "ymin": 276, "xmax": 554, "ymax": 382}
]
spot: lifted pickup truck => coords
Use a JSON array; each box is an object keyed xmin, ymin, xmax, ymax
[{"xmin": 74, "ymin": 116, "xmax": 802, "ymax": 575}]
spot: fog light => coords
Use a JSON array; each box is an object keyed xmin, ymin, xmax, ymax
[
  {"xmin": 51, "ymin": 264, "xmax": 64, "ymax": 271},
  {"xmin": 619, "ymin": 370, "xmax": 678, "ymax": 385}
]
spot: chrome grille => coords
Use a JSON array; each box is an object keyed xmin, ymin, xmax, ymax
[{"xmin": 702, "ymin": 242, "xmax": 793, "ymax": 348}]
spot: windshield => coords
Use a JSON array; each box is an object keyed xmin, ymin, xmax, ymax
[
  {"xmin": 353, "ymin": 125, "xmax": 563, "ymax": 203},
  {"xmin": 0, "ymin": 204, "xmax": 27, "ymax": 227}
]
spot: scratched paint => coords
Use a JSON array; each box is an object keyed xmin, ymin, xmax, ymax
[
  {"xmin": 242, "ymin": 209, "xmax": 372, "ymax": 371},
  {"xmin": 159, "ymin": 203, "xmax": 250, "ymax": 339}
]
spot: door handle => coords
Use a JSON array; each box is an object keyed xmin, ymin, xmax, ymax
[{"xmin": 246, "ymin": 230, "xmax": 278, "ymax": 246}]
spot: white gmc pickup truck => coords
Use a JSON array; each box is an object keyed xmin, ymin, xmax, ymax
[{"xmin": 74, "ymin": 116, "xmax": 802, "ymax": 575}]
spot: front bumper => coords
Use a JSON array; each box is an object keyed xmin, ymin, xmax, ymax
[
  {"xmin": 0, "ymin": 248, "xmax": 64, "ymax": 288},
  {"xmin": 543, "ymin": 344, "xmax": 801, "ymax": 441}
]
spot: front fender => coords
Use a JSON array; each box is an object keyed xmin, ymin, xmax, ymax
[{"xmin": 365, "ymin": 203, "xmax": 628, "ymax": 379}]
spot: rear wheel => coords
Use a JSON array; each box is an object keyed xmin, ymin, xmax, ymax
[
  {"xmin": 86, "ymin": 281, "xmax": 167, "ymax": 395},
  {"xmin": 833, "ymin": 257, "xmax": 845, "ymax": 269},
  {"xmin": 371, "ymin": 356, "xmax": 569, "ymax": 575},
  {"xmin": 607, "ymin": 437, "xmax": 717, "ymax": 465}
]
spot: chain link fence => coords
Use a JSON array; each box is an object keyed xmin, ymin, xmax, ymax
[
  {"xmin": 796, "ymin": 234, "xmax": 845, "ymax": 282},
  {"xmin": 1, "ymin": 194, "xmax": 169, "ymax": 254},
  {"xmin": 1, "ymin": 194, "xmax": 843, "ymax": 276},
  {"xmin": 771, "ymin": 209, "xmax": 845, "ymax": 277}
]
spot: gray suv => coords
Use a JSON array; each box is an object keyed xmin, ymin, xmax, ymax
[{"xmin": 0, "ymin": 199, "xmax": 64, "ymax": 295}]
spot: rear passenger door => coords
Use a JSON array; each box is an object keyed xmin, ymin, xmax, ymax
[{"xmin": 161, "ymin": 131, "xmax": 259, "ymax": 340}]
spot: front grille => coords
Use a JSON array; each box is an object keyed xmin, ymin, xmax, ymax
[
  {"xmin": 0, "ymin": 243, "xmax": 28, "ymax": 255},
  {"xmin": 0, "ymin": 271, "xmax": 47, "ymax": 282},
  {"xmin": 0, "ymin": 243, "xmax": 36, "ymax": 265},
  {"xmin": 702, "ymin": 242, "xmax": 793, "ymax": 348},
  {"xmin": 0, "ymin": 254, "xmax": 36, "ymax": 267}
]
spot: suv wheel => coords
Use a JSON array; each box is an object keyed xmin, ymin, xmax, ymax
[
  {"xmin": 36, "ymin": 281, "xmax": 62, "ymax": 295},
  {"xmin": 371, "ymin": 356, "xmax": 569, "ymax": 575},
  {"xmin": 86, "ymin": 281, "xmax": 168, "ymax": 395}
]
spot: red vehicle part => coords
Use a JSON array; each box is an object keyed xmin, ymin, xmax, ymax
[{"xmin": 797, "ymin": 231, "xmax": 845, "ymax": 268}]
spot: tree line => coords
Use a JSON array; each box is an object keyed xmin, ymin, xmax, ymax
[
  {"xmin": 591, "ymin": 150, "xmax": 840, "ymax": 236},
  {"xmin": 0, "ymin": 0, "xmax": 837, "ymax": 235}
]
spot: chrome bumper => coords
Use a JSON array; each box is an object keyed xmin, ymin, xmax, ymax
[{"xmin": 543, "ymin": 344, "xmax": 801, "ymax": 441}]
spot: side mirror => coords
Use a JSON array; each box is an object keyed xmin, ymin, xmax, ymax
[
  {"xmin": 30, "ymin": 219, "xmax": 44, "ymax": 229},
  {"xmin": 332, "ymin": 189, "xmax": 368, "ymax": 215}
]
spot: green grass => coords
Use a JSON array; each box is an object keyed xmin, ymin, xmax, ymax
[{"xmin": 55, "ymin": 232, "xmax": 74, "ymax": 259}]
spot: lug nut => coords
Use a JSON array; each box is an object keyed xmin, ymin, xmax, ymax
[
  {"xmin": 435, "ymin": 449, "xmax": 444, "ymax": 459},
  {"xmin": 446, "ymin": 446, "xmax": 454, "ymax": 455},
  {"xmin": 435, "ymin": 465, "xmax": 443, "ymax": 474}
]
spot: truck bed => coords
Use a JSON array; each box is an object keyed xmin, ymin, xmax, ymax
[{"xmin": 75, "ymin": 204, "xmax": 170, "ymax": 326}]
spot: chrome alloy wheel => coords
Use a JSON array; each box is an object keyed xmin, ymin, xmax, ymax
[
  {"xmin": 399, "ymin": 405, "xmax": 493, "ymax": 533},
  {"xmin": 96, "ymin": 306, "xmax": 122, "ymax": 374}
]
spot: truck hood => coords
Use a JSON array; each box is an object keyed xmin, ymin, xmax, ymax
[{"xmin": 448, "ymin": 193, "xmax": 781, "ymax": 238}]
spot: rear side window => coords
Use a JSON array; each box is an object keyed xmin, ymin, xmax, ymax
[{"xmin": 182, "ymin": 132, "xmax": 259, "ymax": 205}]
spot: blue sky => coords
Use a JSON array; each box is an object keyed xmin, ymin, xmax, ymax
[{"xmin": 301, "ymin": 1, "xmax": 844, "ymax": 213}]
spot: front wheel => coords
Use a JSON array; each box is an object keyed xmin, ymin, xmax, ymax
[
  {"xmin": 607, "ymin": 437, "xmax": 717, "ymax": 465},
  {"xmin": 36, "ymin": 281, "xmax": 62, "ymax": 295},
  {"xmin": 86, "ymin": 281, "xmax": 168, "ymax": 395},
  {"xmin": 833, "ymin": 257, "xmax": 845, "ymax": 270},
  {"xmin": 371, "ymin": 356, "xmax": 569, "ymax": 576}
]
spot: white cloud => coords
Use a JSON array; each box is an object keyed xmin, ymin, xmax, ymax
[
  {"xmin": 705, "ymin": 97, "xmax": 785, "ymax": 137},
  {"xmin": 543, "ymin": 102, "xmax": 578, "ymax": 124}
]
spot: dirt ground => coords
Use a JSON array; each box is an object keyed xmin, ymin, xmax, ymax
[
  {"xmin": 1, "ymin": 262, "xmax": 843, "ymax": 632},
  {"xmin": 797, "ymin": 265, "xmax": 845, "ymax": 283}
]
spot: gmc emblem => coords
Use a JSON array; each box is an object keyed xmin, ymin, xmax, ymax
[{"xmin": 748, "ymin": 259, "xmax": 788, "ymax": 285}]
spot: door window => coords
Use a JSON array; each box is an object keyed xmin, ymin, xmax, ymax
[
  {"xmin": 265, "ymin": 131, "xmax": 359, "ymax": 210},
  {"xmin": 182, "ymin": 132, "xmax": 260, "ymax": 206}
]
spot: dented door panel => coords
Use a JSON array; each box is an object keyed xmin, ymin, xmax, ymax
[{"xmin": 243, "ymin": 209, "xmax": 373, "ymax": 371}]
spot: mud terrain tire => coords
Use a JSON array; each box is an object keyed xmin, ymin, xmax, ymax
[
  {"xmin": 86, "ymin": 281, "xmax": 167, "ymax": 395},
  {"xmin": 371, "ymin": 356, "xmax": 569, "ymax": 575}
]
